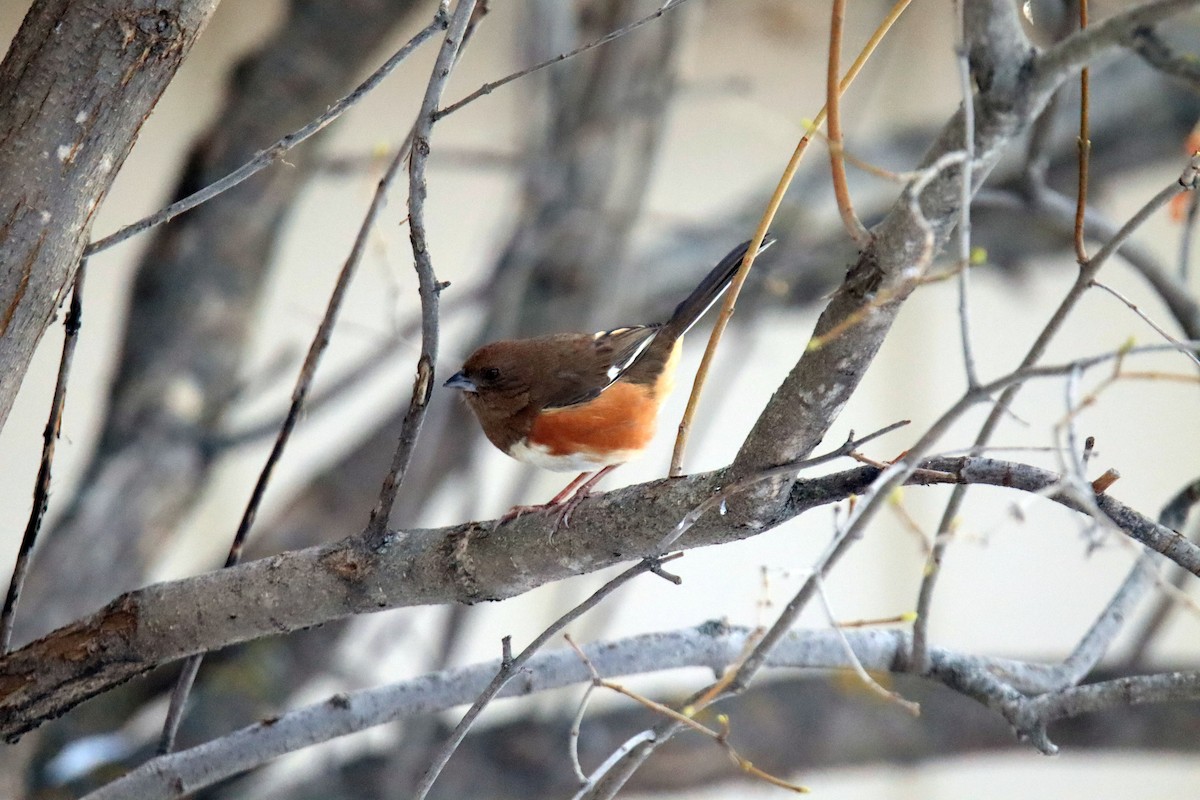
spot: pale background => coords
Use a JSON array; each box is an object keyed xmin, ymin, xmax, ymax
[{"xmin": 1, "ymin": 0, "xmax": 1198, "ymax": 796}]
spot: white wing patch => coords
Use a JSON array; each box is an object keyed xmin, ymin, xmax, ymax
[{"xmin": 596, "ymin": 326, "xmax": 658, "ymax": 387}]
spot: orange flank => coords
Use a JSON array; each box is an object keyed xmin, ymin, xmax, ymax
[{"xmin": 531, "ymin": 381, "xmax": 660, "ymax": 459}]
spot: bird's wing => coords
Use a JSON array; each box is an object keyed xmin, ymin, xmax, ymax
[{"xmin": 542, "ymin": 325, "xmax": 662, "ymax": 409}]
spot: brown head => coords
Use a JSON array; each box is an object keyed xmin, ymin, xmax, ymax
[{"xmin": 443, "ymin": 339, "xmax": 543, "ymax": 452}]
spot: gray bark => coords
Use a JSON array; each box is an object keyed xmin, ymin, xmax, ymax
[{"xmin": 0, "ymin": 0, "xmax": 220, "ymax": 431}]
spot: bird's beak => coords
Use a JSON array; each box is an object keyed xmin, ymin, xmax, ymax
[{"xmin": 443, "ymin": 371, "xmax": 477, "ymax": 393}]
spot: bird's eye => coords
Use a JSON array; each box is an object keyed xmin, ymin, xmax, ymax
[{"xmin": 482, "ymin": 367, "xmax": 501, "ymax": 382}]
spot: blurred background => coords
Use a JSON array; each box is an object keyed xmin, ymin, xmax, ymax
[{"xmin": 1, "ymin": 0, "xmax": 1198, "ymax": 796}]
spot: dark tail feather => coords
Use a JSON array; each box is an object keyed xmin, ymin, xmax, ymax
[{"xmin": 662, "ymin": 235, "xmax": 777, "ymax": 339}]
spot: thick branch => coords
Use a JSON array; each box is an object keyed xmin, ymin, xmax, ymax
[
  {"xmin": 0, "ymin": 0, "xmax": 220, "ymax": 431},
  {"xmin": 1, "ymin": 456, "xmax": 1195, "ymax": 741}
]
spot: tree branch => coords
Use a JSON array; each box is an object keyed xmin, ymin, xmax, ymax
[
  {"xmin": 2, "ymin": 452, "xmax": 1196, "ymax": 742},
  {"xmin": 0, "ymin": 0, "xmax": 220, "ymax": 431}
]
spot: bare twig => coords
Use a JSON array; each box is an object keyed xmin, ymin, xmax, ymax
[
  {"xmin": 366, "ymin": 0, "xmax": 479, "ymax": 544},
  {"xmin": 659, "ymin": 420, "xmax": 911, "ymax": 552},
  {"xmin": 813, "ymin": 578, "xmax": 920, "ymax": 714},
  {"xmin": 568, "ymin": 682, "xmax": 597, "ymax": 784},
  {"xmin": 434, "ymin": 0, "xmax": 695, "ymax": 121},
  {"xmin": 0, "ymin": 263, "xmax": 87, "ymax": 653},
  {"xmin": 827, "ymin": 0, "xmax": 870, "ymax": 246},
  {"xmin": 1074, "ymin": 0, "xmax": 1091, "ymax": 264},
  {"xmin": 1089, "ymin": 279, "xmax": 1200, "ymax": 366},
  {"xmin": 564, "ymin": 633, "xmax": 809, "ymax": 794},
  {"xmin": 157, "ymin": 92, "xmax": 418, "ymax": 760},
  {"xmin": 955, "ymin": 3, "xmax": 980, "ymax": 389},
  {"xmin": 84, "ymin": 13, "xmax": 447, "ymax": 256},
  {"xmin": 1180, "ymin": 189, "xmax": 1199, "ymax": 281}
]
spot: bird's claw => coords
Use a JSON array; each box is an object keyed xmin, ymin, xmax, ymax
[{"xmin": 497, "ymin": 487, "xmax": 596, "ymax": 538}]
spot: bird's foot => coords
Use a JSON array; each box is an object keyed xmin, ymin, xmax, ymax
[{"xmin": 495, "ymin": 487, "xmax": 598, "ymax": 536}]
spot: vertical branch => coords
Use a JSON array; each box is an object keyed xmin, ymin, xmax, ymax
[
  {"xmin": 1074, "ymin": 0, "xmax": 1091, "ymax": 263},
  {"xmin": 0, "ymin": 262, "xmax": 87, "ymax": 653},
  {"xmin": 827, "ymin": 0, "xmax": 870, "ymax": 246},
  {"xmin": 955, "ymin": 0, "xmax": 980, "ymax": 389},
  {"xmin": 1179, "ymin": 188, "xmax": 1199, "ymax": 280},
  {"xmin": 366, "ymin": 0, "xmax": 479, "ymax": 544}
]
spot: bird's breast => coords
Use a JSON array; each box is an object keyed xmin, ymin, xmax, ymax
[{"xmin": 509, "ymin": 380, "xmax": 661, "ymax": 471}]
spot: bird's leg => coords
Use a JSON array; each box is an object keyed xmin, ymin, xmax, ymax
[
  {"xmin": 547, "ymin": 470, "xmax": 598, "ymax": 506},
  {"xmin": 497, "ymin": 465, "xmax": 619, "ymax": 529},
  {"xmin": 498, "ymin": 470, "xmax": 595, "ymax": 525},
  {"xmin": 552, "ymin": 464, "xmax": 618, "ymax": 530}
]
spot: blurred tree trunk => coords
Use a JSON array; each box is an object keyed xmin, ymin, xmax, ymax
[{"xmin": 16, "ymin": 0, "xmax": 425, "ymax": 644}]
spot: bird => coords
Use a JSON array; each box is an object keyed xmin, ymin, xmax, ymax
[{"xmin": 444, "ymin": 236, "xmax": 776, "ymax": 525}]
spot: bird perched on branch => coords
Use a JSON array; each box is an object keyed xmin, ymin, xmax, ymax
[{"xmin": 444, "ymin": 236, "xmax": 776, "ymax": 525}]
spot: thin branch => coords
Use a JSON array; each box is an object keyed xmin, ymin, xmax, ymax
[
  {"xmin": 827, "ymin": 0, "xmax": 870, "ymax": 246},
  {"xmin": 157, "ymin": 86, "xmax": 422, "ymax": 761},
  {"xmin": 1089, "ymin": 161, "xmax": 1198, "ymax": 270},
  {"xmin": 659, "ymin": 420, "xmax": 911, "ymax": 552},
  {"xmin": 955, "ymin": 1, "xmax": 979, "ymax": 389},
  {"xmin": 433, "ymin": 0, "xmax": 696, "ymax": 121},
  {"xmin": 0, "ymin": 263, "xmax": 87, "ymax": 653},
  {"xmin": 1180, "ymin": 189, "xmax": 1199, "ymax": 281},
  {"xmin": 578, "ymin": 672, "xmax": 810, "ymax": 794},
  {"xmin": 83, "ymin": 13, "xmax": 447, "ymax": 256},
  {"xmin": 814, "ymin": 578, "xmax": 920, "ymax": 714},
  {"xmin": 1074, "ymin": 0, "xmax": 1091, "ymax": 263},
  {"xmin": 568, "ymin": 682, "xmax": 597, "ymax": 784},
  {"xmin": 155, "ymin": 1, "xmax": 483, "ymax": 755},
  {"xmin": 1089, "ymin": 279, "xmax": 1200, "ymax": 366},
  {"xmin": 365, "ymin": 0, "xmax": 479, "ymax": 544}
]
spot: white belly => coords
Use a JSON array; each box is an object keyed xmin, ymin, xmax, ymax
[{"xmin": 507, "ymin": 439, "xmax": 641, "ymax": 472}]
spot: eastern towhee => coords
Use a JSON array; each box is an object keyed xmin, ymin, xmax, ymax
[{"xmin": 445, "ymin": 236, "xmax": 776, "ymax": 524}]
